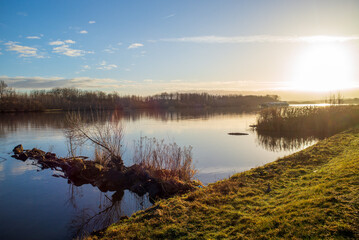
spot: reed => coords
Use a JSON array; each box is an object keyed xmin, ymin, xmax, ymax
[
  {"xmin": 256, "ymin": 105, "xmax": 359, "ymax": 135},
  {"xmin": 133, "ymin": 137, "xmax": 196, "ymax": 182}
]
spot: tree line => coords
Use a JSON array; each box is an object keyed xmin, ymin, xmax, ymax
[{"xmin": 0, "ymin": 80, "xmax": 279, "ymax": 112}]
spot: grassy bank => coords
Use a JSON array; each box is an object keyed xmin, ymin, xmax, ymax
[{"xmin": 87, "ymin": 128, "xmax": 359, "ymax": 239}]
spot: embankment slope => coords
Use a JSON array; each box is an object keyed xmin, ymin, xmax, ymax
[{"xmin": 88, "ymin": 128, "xmax": 359, "ymax": 239}]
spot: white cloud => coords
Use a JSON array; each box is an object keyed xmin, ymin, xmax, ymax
[
  {"xmin": 128, "ymin": 43, "xmax": 144, "ymax": 49},
  {"xmin": 50, "ymin": 39, "xmax": 75, "ymax": 45},
  {"xmin": 163, "ymin": 14, "xmax": 175, "ymax": 19},
  {"xmin": 53, "ymin": 44, "xmax": 88, "ymax": 57},
  {"xmin": 0, "ymin": 75, "xmax": 125, "ymax": 90},
  {"xmin": 89, "ymin": 21, "xmax": 96, "ymax": 24},
  {"xmin": 117, "ymin": 42, "xmax": 123, "ymax": 46},
  {"xmin": 80, "ymin": 30, "xmax": 88, "ymax": 34},
  {"xmin": 96, "ymin": 61, "xmax": 118, "ymax": 70},
  {"xmin": 64, "ymin": 39, "xmax": 76, "ymax": 44},
  {"xmin": 11, "ymin": 164, "xmax": 37, "ymax": 175},
  {"xmin": 50, "ymin": 39, "xmax": 91, "ymax": 57},
  {"xmin": 49, "ymin": 40, "xmax": 65, "ymax": 45},
  {"xmin": 103, "ymin": 49, "xmax": 115, "ymax": 54},
  {"xmin": 76, "ymin": 65, "xmax": 91, "ymax": 74},
  {"xmin": 105, "ymin": 64, "xmax": 117, "ymax": 70},
  {"xmin": 4, "ymin": 41, "xmax": 43, "ymax": 58},
  {"xmin": 159, "ymin": 35, "xmax": 359, "ymax": 44},
  {"xmin": 0, "ymin": 75, "xmax": 284, "ymax": 92},
  {"xmin": 26, "ymin": 36, "xmax": 41, "ymax": 39},
  {"xmin": 103, "ymin": 45, "xmax": 119, "ymax": 54}
]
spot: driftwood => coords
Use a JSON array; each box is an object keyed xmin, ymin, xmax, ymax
[
  {"xmin": 228, "ymin": 132, "xmax": 249, "ymax": 136},
  {"xmin": 11, "ymin": 144, "xmax": 197, "ymax": 202}
]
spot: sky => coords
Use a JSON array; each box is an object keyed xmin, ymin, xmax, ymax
[{"xmin": 1, "ymin": 0, "xmax": 359, "ymax": 100}]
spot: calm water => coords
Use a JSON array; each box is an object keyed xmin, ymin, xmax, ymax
[{"xmin": 0, "ymin": 110, "xmax": 317, "ymax": 239}]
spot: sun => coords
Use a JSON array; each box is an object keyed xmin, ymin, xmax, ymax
[{"xmin": 290, "ymin": 43, "xmax": 356, "ymax": 92}]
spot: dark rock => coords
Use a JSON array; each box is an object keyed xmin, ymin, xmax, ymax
[
  {"xmin": 66, "ymin": 158, "xmax": 85, "ymax": 179},
  {"xmin": 82, "ymin": 162, "xmax": 103, "ymax": 180},
  {"xmin": 97, "ymin": 169, "xmax": 126, "ymax": 191},
  {"xmin": 147, "ymin": 182, "xmax": 161, "ymax": 200},
  {"xmin": 130, "ymin": 182, "xmax": 147, "ymax": 196},
  {"xmin": 45, "ymin": 152, "xmax": 56, "ymax": 159},
  {"xmin": 94, "ymin": 178, "xmax": 107, "ymax": 190},
  {"xmin": 31, "ymin": 148, "xmax": 45, "ymax": 156},
  {"xmin": 17, "ymin": 152, "xmax": 28, "ymax": 161},
  {"xmin": 13, "ymin": 144, "xmax": 23, "ymax": 154}
]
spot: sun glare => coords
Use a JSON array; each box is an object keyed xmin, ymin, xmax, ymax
[{"xmin": 290, "ymin": 43, "xmax": 356, "ymax": 92}]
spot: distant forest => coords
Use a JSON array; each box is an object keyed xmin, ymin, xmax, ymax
[{"xmin": 0, "ymin": 81, "xmax": 279, "ymax": 112}]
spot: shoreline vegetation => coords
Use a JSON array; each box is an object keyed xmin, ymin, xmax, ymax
[
  {"xmin": 86, "ymin": 127, "xmax": 359, "ymax": 239},
  {"xmin": 256, "ymin": 105, "xmax": 359, "ymax": 137},
  {"xmin": 0, "ymin": 82, "xmax": 279, "ymax": 112}
]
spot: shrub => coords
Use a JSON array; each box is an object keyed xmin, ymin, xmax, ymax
[
  {"xmin": 65, "ymin": 112, "xmax": 124, "ymax": 170},
  {"xmin": 133, "ymin": 137, "xmax": 196, "ymax": 182}
]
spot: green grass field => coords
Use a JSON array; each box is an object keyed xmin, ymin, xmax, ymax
[{"xmin": 87, "ymin": 127, "xmax": 359, "ymax": 239}]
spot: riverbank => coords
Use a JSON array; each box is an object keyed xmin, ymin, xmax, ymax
[{"xmin": 87, "ymin": 127, "xmax": 359, "ymax": 239}]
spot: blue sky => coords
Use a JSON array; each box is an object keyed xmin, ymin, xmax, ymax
[{"xmin": 1, "ymin": 0, "xmax": 359, "ymax": 98}]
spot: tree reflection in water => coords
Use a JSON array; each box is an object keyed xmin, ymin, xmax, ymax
[
  {"xmin": 66, "ymin": 184, "xmax": 150, "ymax": 238},
  {"xmin": 254, "ymin": 130, "xmax": 328, "ymax": 152}
]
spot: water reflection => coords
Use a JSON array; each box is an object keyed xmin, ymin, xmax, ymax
[
  {"xmin": 67, "ymin": 185, "xmax": 151, "ymax": 237},
  {"xmin": 10, "ymin": 163, "xmax": 38, "ymax": 175},
  {"xmin": 0, "ymin": 108, "xmax": 254, "ymax": 138},
  {"xmin": 255, "ymin": 130, "xmax": 323, "ymax": 152},
  {"xmin": 0, "ymin": 164, "xmax": 4, "ymax": 181}
]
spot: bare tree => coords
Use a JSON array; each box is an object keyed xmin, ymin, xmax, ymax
[
  {"xmin": 327, "ymin": 92, "xmax": 344, "ymax": 105},
  {"xmin": 0, "ymin": 81, "xmax": 8, "ymax": 99},
  {"xmin": 337, "ymin": 92, "xmax": 344, "ymax": 105},
  {"xmin": 65, "ymin": 112, "xmax": 125, "ymax": 170}
]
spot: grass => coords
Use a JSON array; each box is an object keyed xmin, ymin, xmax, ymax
[
  {"xmin": 86, "ymin": 127, "xmax": 359, "ymax": 239},
  {"xmin": 256, "ymin": 105, "xmax": 359, "ymax": 136}
]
